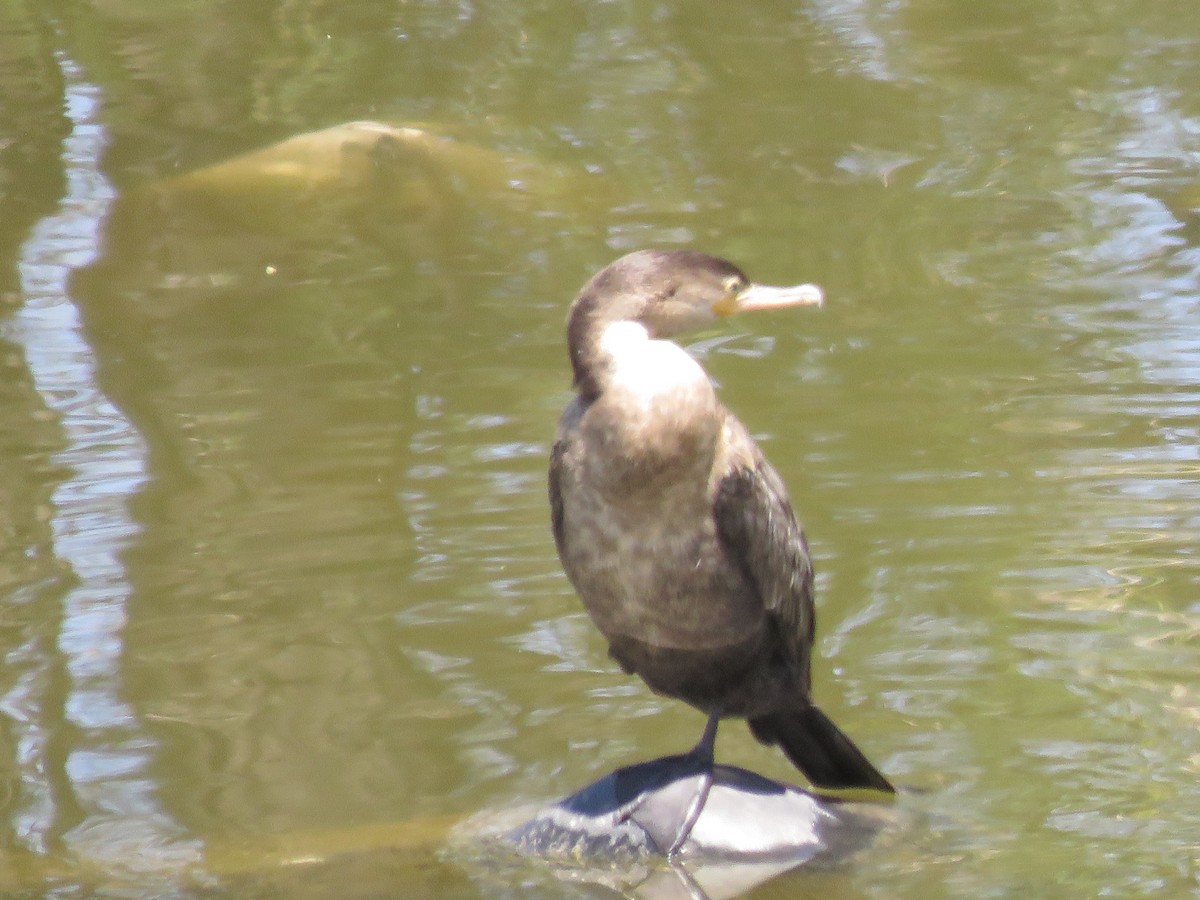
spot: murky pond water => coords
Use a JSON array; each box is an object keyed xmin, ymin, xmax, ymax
[{"xmin": 1, "ymin": 1, "xmax": 1198, "ymax": 896}]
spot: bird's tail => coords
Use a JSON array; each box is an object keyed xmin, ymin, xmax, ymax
[{"xmin": 749, "ymin": 704, "xmax": 894, "ymax": 793}]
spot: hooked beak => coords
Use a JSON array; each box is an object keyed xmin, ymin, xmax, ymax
[{"xmin": 713, "ymin": 281, "xmax": 824, "ymax": 316}]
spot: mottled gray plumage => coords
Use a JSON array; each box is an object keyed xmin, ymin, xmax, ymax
[{"xmin": 549, "ymin": 251, "xmax": 891, "ymax": 828}]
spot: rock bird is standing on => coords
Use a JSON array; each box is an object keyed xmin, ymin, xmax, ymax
[{"xmin": 549, "ymin": 250, "xmax": 892, "ymax": 855}]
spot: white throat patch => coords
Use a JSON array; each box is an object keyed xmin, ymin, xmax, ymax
[{"xmin": 599, "ymin": 320, "xmax": 711, "ymax": 404}]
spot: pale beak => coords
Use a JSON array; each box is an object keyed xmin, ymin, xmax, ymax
[
  {"xmin": 734, "ymin": 281, "xmax": 824, "ymax": 311},
  {"xmin": 713, "ymin": 281, "xmax": 824, "ymax": 316}
]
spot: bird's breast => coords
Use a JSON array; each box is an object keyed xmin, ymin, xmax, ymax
[
  {"xmin": 556, "ymin": 427, "xmax": 765, "ymax": 651},
  {"xmin": 560, "ymin": 502, "xmax": 765, "ymax": 650}
]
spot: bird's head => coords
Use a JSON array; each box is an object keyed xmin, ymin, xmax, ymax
[
  {"xmin": 566, "ymin": 250, "xmax": 823, "ymax": 397},
  {"xmin": 570, "ymin": 249, "xmax": 822, "ymax": 342}
]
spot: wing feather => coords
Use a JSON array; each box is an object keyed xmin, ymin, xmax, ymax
[{"xmin": 712, "ymin": 423, "xmax": 815, "ymax": 683}]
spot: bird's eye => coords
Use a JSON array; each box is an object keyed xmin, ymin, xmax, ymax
[{"xmin": 711, "ymin": 275, "xmax": 745, "ymax": 317}]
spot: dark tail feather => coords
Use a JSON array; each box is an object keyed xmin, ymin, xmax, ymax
[{"xmin": 749, "ymin": 705, "xmax": 894, "ymax": 793}]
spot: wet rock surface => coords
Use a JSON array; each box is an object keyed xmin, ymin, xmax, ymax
[{"xmin": 460, "ymin": 755, "xmax": 894, "ymax": 898}]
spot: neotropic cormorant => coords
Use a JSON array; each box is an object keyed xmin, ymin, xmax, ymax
[{"xmin": 549, "ymin": 250, "xmax": 893, "ymax": 856}]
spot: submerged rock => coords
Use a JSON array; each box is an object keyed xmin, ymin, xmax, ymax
[
  {"xmin": 82, "ymin": 120, "xmax": 609, "ymax": 291},
  {"xmin": 144, "ymin": 120, "xmax": 566, "ymax": 233}
]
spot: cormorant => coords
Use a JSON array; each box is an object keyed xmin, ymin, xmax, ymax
[{"xmin": 549, "ymin": 249, "xmax": 892, "ymax": 855}]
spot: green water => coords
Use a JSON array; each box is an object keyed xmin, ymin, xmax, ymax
[{"xmin": 0, "ymin": 1, "xmax": 1197, "ymax": 896}]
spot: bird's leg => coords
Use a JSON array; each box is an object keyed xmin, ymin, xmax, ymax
[{"xmin": 666, "ymin": 713, "xmax": 719, "ymax": 859}]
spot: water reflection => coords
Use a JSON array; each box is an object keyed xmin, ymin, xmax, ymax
[{"xmin": 8, "ymin": 51, "xmax": 201, "ymax": 884}]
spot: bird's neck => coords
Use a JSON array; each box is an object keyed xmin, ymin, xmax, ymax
[{"xmin": 575, "ymin": 320, "xmax": 723, "ymax": 491}]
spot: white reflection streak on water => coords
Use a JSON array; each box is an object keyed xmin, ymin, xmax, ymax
[{"xmin": 9, "ymin": 53, "xmax": 201, "ymax": 875}]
